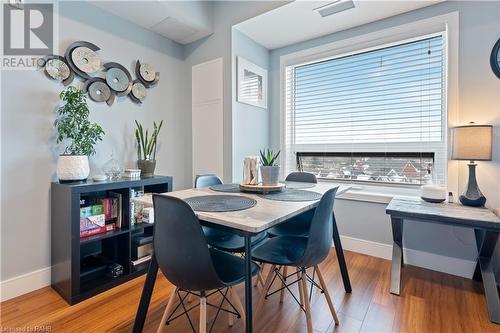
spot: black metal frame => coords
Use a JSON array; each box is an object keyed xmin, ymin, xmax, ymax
[{"xmin": 491, "ymin": 38, "xmax": 500, "ymax": 79}]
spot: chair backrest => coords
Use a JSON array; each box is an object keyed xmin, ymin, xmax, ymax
[
  {"xmin": 286, "ymin": 172, "xmax": 317, "ymax": 184},
  {"xmin": 152, "ymin": 194, "xmax": 224, "ymax": 291},
  {"xmin": 194, "ymin": 174, "xmax": 223, "ymax": 188},
  {"xmin": 296, "ymin": 187, "xmax": 338, "ymax": 267}
]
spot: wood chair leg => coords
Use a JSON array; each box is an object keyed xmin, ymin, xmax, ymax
[
  {"xmin": 297, "ymin": 268, "xmax": 304, "ymax": 306},
  {"xmin": 229, "ymin": 287, "xmax": 246, "ymax": 324},
  {"xmin": 300, "ymin": 270, "xmax": 314, "ymax": 333},
  {"xmin": 255, "ymin": 264, "xmax": 277, "ymax": 317},
  {"xmin": 156, "ymin": 287, "xmax": 178, "ymax": 333},
  {"xmin": 316, "ymin": 265, "xmax": 339, "ymax": 325},
  {"xmin": 199, "ymin": 294, "xmax": 207, "ymax": 333},
  {"xmin": 280, "ymin": 266, "xmax": 288, "ymax": 303}
]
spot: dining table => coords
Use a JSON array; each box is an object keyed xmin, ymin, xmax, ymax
[{"xmin": 131, "ymin": 182, "xmax": 352, "ymax": 333}]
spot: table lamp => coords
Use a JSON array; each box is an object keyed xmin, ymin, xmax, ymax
[{"xmin": 452, "ymin": 123, "xmax": 493, "ymax": 207}]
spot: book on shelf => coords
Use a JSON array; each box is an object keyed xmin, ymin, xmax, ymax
[
  {"xmin": 80, "ymin": 223, "xmax": 116, "ymax": 238},
  {"xmin": 108, "ymin": 191, "xmax": 123, "ymax": 228},
  {"xmin": 131, "ymin": 254, "xmax": 152, "ymax": 266}
]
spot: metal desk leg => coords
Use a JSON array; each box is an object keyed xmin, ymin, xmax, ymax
[
  {"xmin": 474, "ymin": 229, "xmax": 500, "ymax": 324},
  {"xmin": 390, "ymin": 217, "xmax": 404, "ymax": 295},
  {"xmin": 133, "ymin": 254, "xmax": 159, "ymax": 333},
  {"xmin": 332, "ymin": 213, "xmax": 352, "ymax": 293},
  {"xmin": 244, "ymin": 236, "xmax": 253, "ymax": 333}
]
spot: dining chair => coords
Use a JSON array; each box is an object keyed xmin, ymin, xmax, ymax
[
  {"xmin": 267, "ymin": 171, "xmax": 317, "ymax": 238},
  {"xmin": 194, "ymin": 174, "xmax": 268, "ymax": 253},
  {"xmin": 153, "ymin": 194, "xmax": 259, "ymax": 333},
  {"xmin": 251, "ymin": 187, "xmax": 340, "ymax": 333}
]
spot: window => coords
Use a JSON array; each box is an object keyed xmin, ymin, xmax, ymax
[{"xmin": 284, "ymin": 34, "xmax": 446, "ymax": 186}]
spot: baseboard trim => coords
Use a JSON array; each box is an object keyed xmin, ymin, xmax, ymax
[
  {"xmin": 338, "ymin": 235, "xmax": 476, "ymax": 279},
  {"xmin": 0, "ymin": 267, "xmax": 51, "ymax": 302},
  {"xmin": 0, "ymin": 236, "xmax": 477, "ymax": 302}
]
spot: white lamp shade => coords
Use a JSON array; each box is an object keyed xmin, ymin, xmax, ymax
[{"xmin": 452, "ymin": 125, "xmax": 493, "ymax": 161}]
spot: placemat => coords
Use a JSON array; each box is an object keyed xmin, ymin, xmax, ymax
[
  {"xmin": 184, "ymin": 195, "xmax": 257, "ymax": 212},
  {"xmin": 209, "ymin": 183, "xmax": 241, "ymax": 193},
  {"xmin": 282, "ymin": 181, "xmax": 316, "ymax": 189},
  {"xmin": 259, "ymin": 189, "xmax": 322, "ymax": 202}
]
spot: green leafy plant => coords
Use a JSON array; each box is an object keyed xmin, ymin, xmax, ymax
[
  {"xmin": 55, "ymin": 86, "xmax": 104, "ymax": 156},
  {"xmin": 260, "ymin": 149, "xmax": 280, "ymax": 166},
  {"xmin": 135, "ymin": 120, "xmax": 163, "ymax": 160}
]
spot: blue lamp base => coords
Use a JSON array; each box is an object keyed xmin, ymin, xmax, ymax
[{"xmin": 459, "ymin": 163, "xmax": 487, "ymax": 207}]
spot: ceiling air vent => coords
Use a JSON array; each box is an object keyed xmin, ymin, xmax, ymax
[{"xmin": 314, "ymin": 0, "xmax": 355, "ymax": 17}]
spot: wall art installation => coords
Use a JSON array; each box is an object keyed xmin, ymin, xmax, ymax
[{"xmin": 38, "ymin": 41, "xmax": 160, "ymax": 105}]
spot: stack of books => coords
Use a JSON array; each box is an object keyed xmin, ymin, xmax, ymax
[{"xmin": 79, "ymin": 193, "xmax": 122, "ymax": 238}]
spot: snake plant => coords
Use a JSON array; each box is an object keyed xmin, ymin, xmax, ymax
[{"xmin": 135, "ymin": 120, "xmax": 163, "ymax": 160}]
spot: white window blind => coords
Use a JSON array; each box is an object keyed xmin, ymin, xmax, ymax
[{"xmin": 284, "ymin": 35, "xmax": 447, "ymax": 185}]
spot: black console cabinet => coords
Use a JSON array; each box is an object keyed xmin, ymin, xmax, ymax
[{"xmin": 51, "ymin": 175, "xmax": 172, "ymax": 305}]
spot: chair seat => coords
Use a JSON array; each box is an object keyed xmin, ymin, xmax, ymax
[
  {"xmin": 251, "ymin": 236, "xmax": 308, "ymax": 266},
  {"xmin": 267, "ymin": 210, "xmax": 315, "ymax": 238},
  {"xmin": 203, "ymin": 226, "xmax": 267, "ymax": 252},
  {"xmin": 210, "ymin": 248, "xmax": 260, "ymax": 286}
]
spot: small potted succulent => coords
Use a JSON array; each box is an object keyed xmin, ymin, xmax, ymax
[
  {"xmin": 135, "ymin": 120, "xmax": 163, "ymax": 177},
  {"xmin": 260, "ymin": 149, "xmax": 280, "ymax": 186},
  {"xmin": 55, "ymin": 87, "xmax": 105, "ymax": 182}
]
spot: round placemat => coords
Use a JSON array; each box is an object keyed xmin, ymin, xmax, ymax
[
  {"xmin": 184, "ymin": 195, "xmax": 256, "ymax": 212},
  {"xmin": 259, "ymin": 189, "xmax": 322, "ymax": 202},
  {"xmin": 209, "ymin": 183, "xmax": 241, "ymax": 193},
  {"xmin": 282, "ymin": 181, "xmax": 316, "ymax": 190}
]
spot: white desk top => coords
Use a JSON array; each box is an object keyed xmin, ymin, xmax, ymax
[{"xmin": 132, "ymin": 183, "xmax": 350, "ymax": 234}]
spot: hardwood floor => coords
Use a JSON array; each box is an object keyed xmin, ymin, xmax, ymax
[{"xmin": 1, "ymin": 249, "xmax": 499, "ymax": 333}]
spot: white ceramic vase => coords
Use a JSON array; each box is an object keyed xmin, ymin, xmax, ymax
[{"xmin": 56, "ymin": 155, "xmax": 90, "ymax": 182}]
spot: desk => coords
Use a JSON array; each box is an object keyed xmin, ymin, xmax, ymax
[
  {"xmin": 131, "ymin": 183, "xmax": 351, "ymax": 333},
  {"xmin": 386, "ymin": 196, "xmax": 500, "ymax": 324}
]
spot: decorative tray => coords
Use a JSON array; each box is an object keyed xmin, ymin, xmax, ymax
[{"xmin": 239, "ymin": 183, "xmax": 285, "ymax": 194}]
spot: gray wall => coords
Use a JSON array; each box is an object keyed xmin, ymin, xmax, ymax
[
  {"xmin": 267, "ymin": 1, "xmax": 500, "ymax": 267},
  {"xmin": 0, "ymin": 2, "xmax": 191, "ymax": 281},
  {"xmin": 183, "ymin": 1, "xmax": 286, "ymax": 183},
  {"xmin": 231, "ymin": 28, "xmax": 270, "ymax": 183}
]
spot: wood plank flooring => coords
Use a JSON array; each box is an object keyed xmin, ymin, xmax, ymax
[{"xmin": 1, "ymin": 249, "xmax": 499, "ymax": 333}]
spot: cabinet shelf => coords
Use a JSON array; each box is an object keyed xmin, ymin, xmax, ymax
[{"xmin": 51, "ymin": 175, "xmax": 172, "ymax": 305}]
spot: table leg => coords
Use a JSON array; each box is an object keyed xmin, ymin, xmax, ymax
[
  {"xmin": 133, "ymin": 254, "xmax": 159, "ymax": 333},
  {"xmin": 474, "ymin": 229, "xmax": 500, "ymax": 324},
  {"xmin": 390, "ymin": 217, "xmax": 403, "ymax": 295},
  {"xmin": 332, "ymin": 213, "xmax": 352, "ymax": 293},
  {"xmin": 244, "ymin": 235, "xmax": 253, "ymax": 333}
]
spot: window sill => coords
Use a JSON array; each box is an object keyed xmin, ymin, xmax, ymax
[{"xmin": 320, "ymin": 180, "xmax": 421, "ymax": 204}]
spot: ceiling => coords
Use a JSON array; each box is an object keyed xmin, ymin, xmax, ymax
[
  {"xmin": 235, "ymin": 0, "xmax": 445, "ymax": 50},
  {"xmin": 90, "ymin": 1, "xmax": 213, "ymax": 45}
]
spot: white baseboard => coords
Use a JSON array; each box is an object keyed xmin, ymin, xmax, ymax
[
  {"xmin": 338, "ymin": 235, "xmax": 476, "ymax": 279},
  {"xmin": 0, "ymin": 267, "xmax": 51, "ymax": 302},
  {"xmin": 0, "ymin": 236, "xmax": 477, "ymax": 302}
]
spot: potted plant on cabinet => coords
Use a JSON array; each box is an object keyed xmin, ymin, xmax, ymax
[
  {"xmin": 135, "ymin": 120, "xmax": 163, "ymax": 177},
  {"xmin": 55, "ymin": 86, "xmax": 105, "ymax": 182},
  {"xmin": 260, "ymin": 149, "xmax": 280, "ymax": 186}
]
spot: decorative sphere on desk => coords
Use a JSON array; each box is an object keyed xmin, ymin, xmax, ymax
[{"xmin": 420, "ymin": 185, "xmax": 447, "ymax": 203}]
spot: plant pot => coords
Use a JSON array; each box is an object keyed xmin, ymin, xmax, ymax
[
  {"xmin": 56, "ymin": 155, "xmax": 90, "ymax": 182},
  {"xmin": 137, "ymin": 159, "xmax": 156, "ymax": 177},
  {"xmin": 260, "ymin": 165, "xmax": 280, "ymax": 186}
]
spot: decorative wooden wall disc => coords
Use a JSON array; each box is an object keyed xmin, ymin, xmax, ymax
[
  {"xmin": 106, "ymin": 67, "xmax": 129, "ymax": 92},
  {"xmin": 71, "ymin": 47, "xmax": 101, "ymax": 73},
  {"xmin": 139, "ymin": 63, "xmax": 156, "ymax": 82},
  {"xmin": 88, "ymin": 81, "xmax": 111, "ymax": 102},
  {"xmin": 45, "ymin": 59, "xmax": 71, "ymax": 81},
  {"xmin": 132, "ymin": 82, "xmax": 146, "ymax": 99}
]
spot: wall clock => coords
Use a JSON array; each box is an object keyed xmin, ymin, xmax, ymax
[{"xmin": 491, "ymin": 38, "xmax": 500, "ymax": 79}]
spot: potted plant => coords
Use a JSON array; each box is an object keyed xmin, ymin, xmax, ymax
[
  {"xmin": 135, "ymin": 120, "xmax": 163, "ymax": 177},
  {"xmin": 260, "ymin": 149, "xmax": 280, "ymax": 186},
  {"xmin": 55, "ymin": 87, "xmax": 105, "ymax": 182}
]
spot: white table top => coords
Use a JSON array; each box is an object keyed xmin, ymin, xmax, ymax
[{"xmin": 132, "ymin": 182, "xmax": 350, "ymax": 234}]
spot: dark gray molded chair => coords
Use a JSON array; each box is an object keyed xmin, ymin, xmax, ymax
[
  {"xmin": 251, "ymin": 187, "xmax": 340, "ymax": 333},
  {"xmin": 153, "ymin": 194, "xmax": 259, "ymax": 333},
  {"xmin": 267, "ymin": 172, "xmax": 318, "ymax": 238},
  {"xmin": 194, "ymin": 174, "xmax": 267, "ymax": 253}
]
